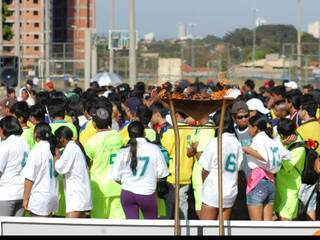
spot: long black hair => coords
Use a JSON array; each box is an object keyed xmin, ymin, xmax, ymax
[
  {"xmin": 248, "ymin": 115, "xmax": 273, "ymax": 139},
  {"xmin": 54, "ymin": 126, "xmax": 90, "ymax": 167},
  {"xmin": 127, "ymin": 121, "xmax": 145, "ymax": 174},
  {"xmin": 0, "ymin": 116, "xmax": 23, "ymax": 139},
  {"xmin": 34, "ymin": 122, "xmax": 57, "ymax": 156}
]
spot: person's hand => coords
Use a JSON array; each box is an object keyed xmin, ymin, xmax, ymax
[
  {"xmin": 22, "ymin": 198, "xmax": 29, "ymax": 210},
  {"xmin": 282, "ymin": 134, "xmax": 297, "ymax": 145},
  {"xmin": 187, "ymin": 142, "xmax": 198, "ymax": 157},
  {"xmin": 242, "ymin": 147, "xmax": 250, "ymax": 155}
]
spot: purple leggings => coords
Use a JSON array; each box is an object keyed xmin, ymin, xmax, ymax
[{"xmin": 120, "ymin": 189, "xmax": 157, "ymax": 219}]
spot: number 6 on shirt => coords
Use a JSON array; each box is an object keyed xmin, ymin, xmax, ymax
[{"xmin": 225, "ymin": 153, "xmax": 237, "ymax": 173}]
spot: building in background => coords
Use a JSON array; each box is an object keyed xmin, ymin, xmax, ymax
[
  {"xmin": 143, "ymin": 32, "xmax": 155, "ymax": 44},
  {"xmin": 256, "ymin": 17, "xmax": 267, "ymax": 27},
  {"xmin": 52, "ymin": 0, "xmax": 95, "ymax": 60},
  {"xmin": 2, "ymin": 0, "xmax": 48, "ymax": 69},
  {"xmin": 2, "ymin": 0, "xmax": 96, "ymax": 77},
  {"xmin": 177, "ymin": 22, "xmax": 187, "ymax": 40},
  {"xmin": 308, "ymin": 21, "xmax": 320, "ymax": 39}
]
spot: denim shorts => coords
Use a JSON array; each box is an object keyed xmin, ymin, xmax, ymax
[
  {"xmin": 247, "ymin": 179, "xmax": 275, "ymax": 206},
  {"xmin": 298, "ymin": 183, "xmax": 317, "ymax": 212}
]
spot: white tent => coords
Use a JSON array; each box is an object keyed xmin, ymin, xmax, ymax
[{"xmin": 90, "ymin": 72, "xmax": 123, "ymax": 87}]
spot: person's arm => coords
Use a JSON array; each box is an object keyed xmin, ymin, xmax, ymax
[
  {"xmin": 202, "ymin": 169, "xmax": 209, "ymax": 182},
  {"xmin": 187, "ymin": 142, "xmax": 198, "ymax": 158},
  {"xmin": 243, "ymin": 146, "xmax": 265, "ymax": 161},
  {"xmin": 22, "ymin": 179, "xmax": 33, "ymax": 210}
]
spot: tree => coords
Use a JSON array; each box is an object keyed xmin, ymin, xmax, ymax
[{"xmin": 2, "ymin": 1, "xmax": 14, "ymax": 41}]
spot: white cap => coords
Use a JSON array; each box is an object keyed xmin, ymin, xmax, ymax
[
  {"xmin": 246, "ymin": 98, "xmax": 270, "ymax": 115},
  {"xmin": 284, "ymin": 81, "xmax": 298, "ymax": 90}
]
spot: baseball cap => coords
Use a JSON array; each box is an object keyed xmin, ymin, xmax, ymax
[
  {"xmin": 246, "ymin": 98, "xmax": 270, "ymax": 115},
  {"xmin": 45, "ymin": 80, "xmax": 54, "ymax": 90},
  {"xmin": 284, "ymin": 81, "xmax": 298, "ymax": 90},
  {"xmin": 231, "ymin": 101, "xmax": 249, "ymax": 114}
]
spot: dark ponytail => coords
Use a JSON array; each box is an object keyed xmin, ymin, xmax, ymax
[
  {"xmin": 249, "ymin": 115, "xmax": 273, "ymax": 139},
  {"xmin": 55, "ymin": 126, "xmax": 90, "ymax": 167},
  {"xmin": 127, "ymin": 121, "xmax": 145, "ymax": 173},
  {"xmin": 34, "ymin": 122, "xmax": 57, "ymax": 156}
]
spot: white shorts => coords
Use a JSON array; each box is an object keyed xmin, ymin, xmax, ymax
[{"xmin": 202, "ymin": 186, "xmax": 237, "ymax": 208}]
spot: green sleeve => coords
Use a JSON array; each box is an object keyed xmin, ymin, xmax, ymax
[
  {"xmin": 282, "ymin": 147, "xmax": 305, "ymax": 173},
  {"xmin": 84, "ymin": 143, "xmax": 94, "ymax": 163}
]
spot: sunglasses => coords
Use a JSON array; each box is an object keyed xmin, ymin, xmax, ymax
[{"xmin": 236, "ymin": 114, "xmax": 250, "ymax": 120}]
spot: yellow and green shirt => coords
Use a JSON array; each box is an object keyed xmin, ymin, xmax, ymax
[{"xmin": 162, "ymin": 123, "xmax": 195, "ymax": 185}]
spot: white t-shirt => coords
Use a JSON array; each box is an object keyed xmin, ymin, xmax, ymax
[
  {"xmin": 55, "ymin": 141, "xmax": 92, "ymax": 213},
  {"xmin": 22, "ymin": 141, "xmax": 59, "ymax": 216},
  {"xmin": 0, "ymin": 135, "xmax": 30, "ymax": 201},
  {"xmin": 110, "ymin": 138, "xmax": 169, "ymax": 195},
  {"xmin": 247, "ymin": 131, "xmax": 290, "ymax": 173},
  {"xmin": 199, "ymin": 133, "xmax": 243, "ymax": 208}
]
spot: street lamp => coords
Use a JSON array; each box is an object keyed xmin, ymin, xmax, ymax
[
  {"xmin": 16, "ymin": 0, "xmax": 21, "ymax": 88},
  {"xmin": 297, "ymin": 0, "xmax": 302, "ymax": 83},
  {"xmin": 251, "ymin": 8, "xmax": 259, "ymax": 71},
  {"xmin": 188, "ymin": 23, "xmax": 197, "ymax": 76},
  {"xmin": 128, "ymin": 0, "xmax": 136, "ymax": 87},
  {"xmin": 109, "ymin": 0, "xmax": 116, "ymax": 73}
]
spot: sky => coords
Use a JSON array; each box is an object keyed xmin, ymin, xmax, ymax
[{"xmin": 96, "ymin": 0, "xmax": 320, "ymax": 40}]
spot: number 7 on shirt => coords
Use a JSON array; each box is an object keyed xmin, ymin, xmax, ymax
[{"xmin": 132, "ymin": 157, "xmax": 150, "ymax": 177}]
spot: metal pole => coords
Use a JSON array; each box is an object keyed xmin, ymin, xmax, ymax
[
  {"xmin": 128, "ymin": 0, "xmax": 136, "ymax": 87},
  {"xmin": 297, "ymin": 0, "xmax": 302, "ymax": 84},
  {"xmin": 84, "ymin": 28, "xmax": 91, "ymax": 90},
  {"xmin": 109, "ymin": 0, "xmax": 115, "ymax": 73},
  {"xmin": 45, "ymin": 0, "xmax": 50, "ymax": 80},
  {"xmin": 62, "ymin": 43, "xmax": 65, "ymax": 75},
  {"xmin": 168, "ymin": 94, "xmax": 181, "ymax": 236},
  {"xmin": 0, "ymin": 0, "xmax": 3, "ymax": 54},
  {"xmin": 91, "ymin": 31, "xmax": 97, "ymax": 77},
  {"xmin": 252, "ymin": 8, "xmax": 258, "ymax": 71},
  {"xmin": 15, "ymin": 0, "xmax": 21, "ymax": 88},
  {"xmin": 218, "ymin": 99, "xmax": 227, "ymax": 236},
  {"xmin": 191, "ymin": 37, "xmax": 195, "ymax": 77}
]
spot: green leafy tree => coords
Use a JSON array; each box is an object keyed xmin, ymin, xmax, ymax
[{"xmin": 2, "ymin": 1, "xmax": 14, "ymax": 40}]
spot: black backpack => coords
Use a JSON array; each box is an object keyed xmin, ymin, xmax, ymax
[{"xmin": 288, "ymin": 141, "xmax": 320, "ymax": 185}]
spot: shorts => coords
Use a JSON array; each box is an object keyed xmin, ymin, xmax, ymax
[
  {"xmin": 247, "ymin": 179, "xmax": 275, "ymax": 206},
  {"xmin": 298, "ymin": 183, "xmax": 317, "ymax": 213}
]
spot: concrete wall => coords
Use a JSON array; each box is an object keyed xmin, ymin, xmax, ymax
[{"xmin": 1, "ymin": 218, "xmax": 320, "ymax": 236}]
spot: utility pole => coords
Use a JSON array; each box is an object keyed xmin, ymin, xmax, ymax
[
  {"xmin": 252, "ymin": 8, "xmax": 259, "ymax": 71},
  {"xmin": 128, "ymin": 0, "xmax": 136, "ymax": 87},
  {"xmin": 109, "ymin": 0, "xmax": 115, "ymax": 73},
  {"xmin": 0, "ymin": 0, "xmax": 3, "ymax": 54},
  {"xmin": 45, "ymin": 0, "xmax": 50, "ymax": 80},
  {"xmin": 189, "ymin": 23, "xmax": 197, "ymax": 77},
  {"xmin": 297, "ymin": 0, "xmax": 302, "ymax": 84},
  {"xmin": 15, "ymin": 0, "xmax": 21, "ymax": 88}
]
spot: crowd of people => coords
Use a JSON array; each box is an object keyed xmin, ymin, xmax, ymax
[{"xmin": 0, "ymin": 77, "xmax": 319, "ymax": 222}]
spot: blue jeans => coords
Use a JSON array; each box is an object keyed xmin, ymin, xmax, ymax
[
  {"xmin": 163, "ymin": 183, "xmax": 190, "ymax": 220},
  {"xmin": 247, "ymin": 179, "xmax": 275, "ymax": 206}
]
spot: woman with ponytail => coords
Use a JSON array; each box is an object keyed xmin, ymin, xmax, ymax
[
  {"xmin": 22, "ymin": 122, "xmax": 59, "ymax": 216},
  {"xmin": 243, "ymin": 115, "xmax": 289, "ymax": 221},
  {"xmin": 110, "ymin": 121, "xmax": 169, "ymax": 219},
  {"xmin": 54, "ymin": 126, "xmax": 92, "ymax": 218}
]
